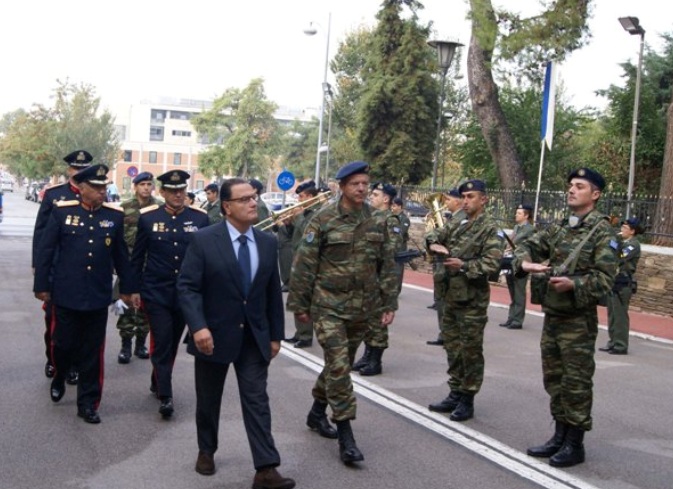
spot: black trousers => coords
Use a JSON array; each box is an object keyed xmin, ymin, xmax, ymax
[
  {"xmin": 194, "ymin": 327, "xmax": 280, "ymax": 470},
  {"xmin": 52, "ymin": 306, "xmax": 108, "ymax": 410},
  {"xmin": 43, "ymin": 301, "xmax": 54, "ymax": 363},
  {"xmin": 144, "ymin": 301, "xmax": 186, "ymax": 399}
]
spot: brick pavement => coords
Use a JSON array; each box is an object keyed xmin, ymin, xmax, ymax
[{"xmin": 403, "ymin": 270, "xmax": 673, "ymax": 343}]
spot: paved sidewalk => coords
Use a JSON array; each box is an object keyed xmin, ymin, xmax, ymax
[{"xmin": 403, "ymin": 270, "xmax": 673, "ymax": 343}]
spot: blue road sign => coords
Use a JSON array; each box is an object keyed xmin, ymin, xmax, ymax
[{"xmin": 276, "ymin": 170, "xmax": 295, "ymax": 191}]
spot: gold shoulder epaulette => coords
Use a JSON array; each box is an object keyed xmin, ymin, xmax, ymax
[
  {"xmin": 102, "ymin": 202, "xmax": 123, "ymax": 212},
  {"xmin": 140, "ymin": 204, "xmax": 160, "ymax": 214},
  {"xmin": 190, "ymin": 205, "xmax": 207, "ymax": 214},
  {"xmin": 55, "ymin": 200, "xmax": 80, "ymax": 208}
]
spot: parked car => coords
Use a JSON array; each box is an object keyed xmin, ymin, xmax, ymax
[
  {"xmin": 404, "ymin": 199, "xmax": 429, "ymax": 218},
  {"xmin": 1, "ymin": 178, "xmax": 13, "ymax": 192}
]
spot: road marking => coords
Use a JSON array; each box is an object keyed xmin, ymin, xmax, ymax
[{"xmin": 281, "ymin": 346, "xmax": 602, "ymax": 489}]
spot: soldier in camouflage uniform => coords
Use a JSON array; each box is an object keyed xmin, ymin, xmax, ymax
[
  {"xmin": 351, "ymin": 182, "xmax": 403, "ymax": 376},
  {"xmin": 500, "ymin": 204, "xmax": 536, "ymax": 330},
  {"xmin": 600, "ymin": 217, "xmax": 642, "ymax": 355},
  {"xmin": 427, "ymin": 180, "xmax": 503, "ymax": 422},
  {"xmin": 200, "ymin": 183, "xmax": 223, "ymax": 224},
  {"xmin": 426, "ymin": 188, "xmax": 465, "ymax": 346},
  {"xmin": 283, "ymin": 181, "xmax": 320, "ymax": 347},
  {"xmin": 116, "ymin": 172, "xmax": 160, "ymax": 363},
  {"xmin": 249, "ymin": 179, "xmax": 272, "ymax": 225},
  {"xmin": 287, "ymin": 161, "xmax": 398, "ymax": 465},
  {"xmin": 513, "ymin": 168, "xmax": 616, "ymax": 468},
  {"xmin": 391, "ymin": 197, "xmax": 411, "ymax": 290}
]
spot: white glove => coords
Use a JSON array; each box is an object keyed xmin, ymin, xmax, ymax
[{"xmin": 110, "ymin": 299, "xmax": 129, "ymax": 316}]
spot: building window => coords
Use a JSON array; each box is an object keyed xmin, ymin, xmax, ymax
[
  {"xmin": 150, "ymin": 126, "xmax": 164, "ymax": 141},
  {"xmin": 151, "ymin": 109, "xmax": 167, "ymax": 122},
  {"xmin": 122, "ymin": 176, "xmax": 132, "ymax": 191},
  {"xmin": 123, "ymin": 150, "xmax": 132, "ymax": 162},
  {"xmin": 174, "ymin": 153, "xmax": 182, "ymax": 165},
  {"xmin": 149, "ymin": 151, "xmax": 157, "ymax": 163},
  {"xmin": 171, "ymin": 130, "xmax": 192, "ymax": 137},
  {"xmin": 169, "ymin": 110, "xmax": 191, "ymax": 120}
]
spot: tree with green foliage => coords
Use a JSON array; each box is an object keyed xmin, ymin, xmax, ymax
[
  {"xmin": 466, "ymin": 0, "xmax": 591, "ymax": 189},
  {"xmin": 357, "ymin": 0, "xmax": 438, "ymax": 185},
  {"xmin": 0, "ymin": 80, "xmax": 118, "ymax": 180},
  {"xmin": 190, "ymin": 78, "xmax": 280, "ymax": 180}
]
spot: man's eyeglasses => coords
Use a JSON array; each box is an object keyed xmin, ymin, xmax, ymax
[{"xmin": 226, "ymin": 194, "xmax": 257, "ymax": 204}]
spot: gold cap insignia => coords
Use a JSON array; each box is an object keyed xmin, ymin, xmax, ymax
[
  {"xmin": 578, "ymin": 169, "xmax": 586, "ymax": 176},
  {"xmin": 96, "ymin": 166, "xmax": 106, "ymax": 176},
  {"xmin": 77, "ymin": 151, "xmax": 86, "ymax": 161},
  {"xmin": 170, "ymin": 172, "xmax": 180, "ymax": 182},
  {"xmin": 467, "ymin": 182, "xmax": 474, "ymax": 189}
]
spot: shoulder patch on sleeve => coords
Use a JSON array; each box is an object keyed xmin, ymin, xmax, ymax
[
  {"xmin": 102, "ymin": 202, "xmax": 123, "ymax": 212},
  {"xmin": 55, "ymin": 200, "xmax": 80, "ymax": 208},
  {"xmin": 140, "ymin": 204, "xmax": 160, "ymax": 214},
  {"xmin": 609, "ymin": 239, "xmax": 619, "ymax": 250}
]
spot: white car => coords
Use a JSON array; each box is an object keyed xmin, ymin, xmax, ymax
[{"xmin": 260, "ymin": 192, "xmax": 297, "ymax": 211}]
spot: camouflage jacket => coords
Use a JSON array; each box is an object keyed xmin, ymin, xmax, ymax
[
  {"xmin": 424, "ymin": 209, "xmax": 467, "ymax": 247},
  {"xmin": 291, "ymin": 207, "xmax": 315, "ymax": 253},
  {"xmin": 616, "ymin": 236, "xmax": 640, "ymax": 278},
  {"xmin": 121, "ymin": 195, "xmax": 160, "ymax": 253},
  {"xmin": 396, "ymin": 212, "xmax": 411, "ymax": 249},
  {"xmin": 286, "ymin": 199, "xmax": 398, "ymax": 319},
  {"xmin": 201, "ymin": 199, "xmax": 223, "ymax": 224},
  {"xmin": 512, "ymin": 222, "xmax": 535, "ymax": 246},
  {"xmin": 513, "ymin": 209, "xmax": 617, "ymax": 314},
  {"xmin": 426, "ymin": 211, "xmax": 503, "ymax": 306},
  {"xmin": 377, "ymin": 209, "xmax": 405, "ymax": 252}
]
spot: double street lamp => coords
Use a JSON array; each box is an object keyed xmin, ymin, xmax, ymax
[
  {"xmin": 304, "ymin": 13, "xmax": 332, "ymax": 184},
  {"xmin": 619, "ymin": 16, "xmax": 646, "ymax": 218},
  {"xmin": 428, "ymin": 40, "xmax": 463, "ymax": 190}
]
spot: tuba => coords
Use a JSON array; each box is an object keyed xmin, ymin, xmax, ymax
[{"xmin": 424, "ymin": 193, "xmax": 446, "ymax": 232}]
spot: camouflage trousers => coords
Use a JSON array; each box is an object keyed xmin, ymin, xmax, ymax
[
  {"xmin": 541, "ymin": 312, "xmax": 598, "ymax": 431},
  {"xmin": 363, "ymin": 317, "xmax": 388, "ymax": 349},
  {"xmin": 443, "ymin": 304, "xmax": 488, "ymax": 395},
  {"xmin": 115, "ymin": 307, "xmax": 150, "ymax": 339},
  {"xmin": 311, "ymin": 313, "xmax": 374, "ymax": 421}
]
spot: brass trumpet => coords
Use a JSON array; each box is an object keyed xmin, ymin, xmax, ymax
[
  {"xmin": 424, "ymin": 193, "xmax": 446, "ymax": 232},
  {"xmin": 254, "ymin": 191, "xmax": 331, "ymax": 231}
]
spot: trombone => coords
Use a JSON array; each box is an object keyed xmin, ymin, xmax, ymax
[{"xmin": 254, "ymin": 191, "xmax": 331, "ymax": 231}]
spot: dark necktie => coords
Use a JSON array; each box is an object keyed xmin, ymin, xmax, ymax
[{"xmin": 238, "ymin": 235, "xmax": 251, "ymax": 295}]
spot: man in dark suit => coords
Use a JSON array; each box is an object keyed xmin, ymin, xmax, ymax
[{"xmin": 177, "ymin": 178, "xmax": 295, "ymax": 489}]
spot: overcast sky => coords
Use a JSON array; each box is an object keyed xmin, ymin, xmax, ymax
[{"xmin": 0, "ymin": 0, "xmax": 669, "ymax": 117}]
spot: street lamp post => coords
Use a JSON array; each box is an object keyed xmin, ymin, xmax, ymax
[
  {"xmin": 428, "ymin": 40, "xmax": 463, "ymax": 190},
  {"xmin": 619, "ymin": 16, "xmax": 646, "ymax": 218},
  {"xmin": 304, "ymin": 13, "xmax": 332, "ymax": 185}
]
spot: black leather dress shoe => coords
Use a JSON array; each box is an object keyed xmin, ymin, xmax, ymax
[
  {"xmin": 159, "ymin": 398, "xmax": 174, "ymax": 418},
  {"xmin": 283, "ymin": 337, "xmax": 298, "ymax": 344},
  {"xmin": 45, "ymin": 362, "xmax": 55, "ymax": 378},
  {"xmin": 598, "ymin": 345, "xmax": 613, "ymax": 352},
  {"xmin": 294, "ymin": 340, "xmax": 312, "ymax": 348},
  {"xmin": 427, "ymin": 303, "xmax": 437, "ymax": 310},
  {"xmin": 253, "ymin": 467, "xmax": 296, "ymax": 489},
  {"xmin": 507, "ymin": 323, "xmax": 522, "ymax": 330},
  {"xmin": 426, "ymin": 339, "xmax": 444, "ymax": 346},
  {"xmin": 50, "ymin": 378, "xmax": 65, "ymax": 403},
  {"xmin": 77, "ymin": 406, "xmax": 101, "ymax": 424},
  {"xmin": 195, "ymin": 450, "xmax": 215, "ymax": 475},
  {"xmin": 499, "ymin": 321, "xmax": 511, "ymax": 327},
  {"xmin": 66, "ymin": 370, "xmax": 79, "ymax": 385},
  {"xmin": 609, "ymin": 349, "xmax": 628, "ymax": 355}
]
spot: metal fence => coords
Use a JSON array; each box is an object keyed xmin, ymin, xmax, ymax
[{"xmin": 399, "ymin": 186, "xmax": 673, "ymax": 241}]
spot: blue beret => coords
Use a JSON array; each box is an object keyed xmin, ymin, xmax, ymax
[
  {"xmin": 567, "ymin": 168, "xmax": 605, "ymax": 191},
  {"xmin": 445, "ymin": 187, "xmax": 461, "ymax": 198},
  {"xmin": 63, "ymin": 150, "xmax": 93, "ymax": 168},
  {"xmin": 459, "ymin": 179, "xmax": 487, "ymax": 194},
  {"xmin": 132, "ymin": 171, "xmax": 154, "ymax": 184},
  {"xmin": 371, "ymin": 181, "xmax": 397, "ymax": 199},
  {"xmin": 73, "ymin": 164, "xmax": 110, "ymax": 185},
  {"xmin": 622, "ymin": 217, "xmax": 644, "ymax": 234},
  {"xmin": 205, "ymin": 183, "xmax": 219, "ymax": 192},
  {"xmin": 157, "ymin": 170, "xmax": 190, "ymax": 189},
  {"xmin": 335, "ymin": 161, "xmax": 369, "ymax": 181},
  {"xmin": 517, "ymin": 203, "xmax": 533, "ymax": 212},
  {"xmin": 296, "ymin": 180, "xmax": 316, "ymax": 194}
]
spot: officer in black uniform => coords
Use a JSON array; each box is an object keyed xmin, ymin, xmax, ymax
[
  {"xmin": 131, "ymin": 170, "xmax": 210, "ymax": 418},
  {"xmin": 33, "ymin": 164, "xmax": 137, "ymax": 424},
  {"xmin": 33, "ymin": 149, "xmax": 93, "ymax": 383}
]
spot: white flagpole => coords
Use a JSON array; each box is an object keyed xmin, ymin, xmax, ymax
[{"xmin": 533, "ymin": 140, "xmax": 546, "ymax": 224}]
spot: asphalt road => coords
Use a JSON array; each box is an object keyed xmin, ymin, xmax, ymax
[{"xmin": 1, "ymin": 190, "xmax": 672, "ymax": 489}]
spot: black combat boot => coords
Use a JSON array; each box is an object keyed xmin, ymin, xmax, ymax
[
  {"xmin": 359, "ymin": 347, "xmax": 383, "ymax": 376},
  {"xmin": 118, "ymin": 338, "xmax": 132, "ymax": 364},
  {"xmin": 352, "ymin": 345, "xmax": 372, "ymax": 372},
  {"xmin": 336, "ymin": 420, "xmax": 364, "ymax": 464},
  {"xmin": 527, "ymin": 421, "xmax": 568, "ymax": 458},
  {"xmin": 428, "ymin": 390, "xmax": 462, "ymax": 413},
  {"xmin": 134, "ymin": 335, "xmax": 150, "ymax": 359},
  {"xmin": 306, "ymin": 400, "xmax": 337, "ymax": 439},
  {"xmin": 549, "ymin": 425, "xmax": 585, "ymax": 467},
  {"xmin": 449, "ymin": 393, "xmax": 474, "ymax": 422}
]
